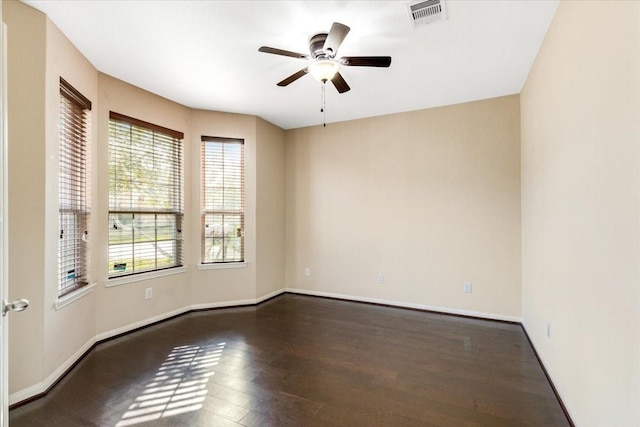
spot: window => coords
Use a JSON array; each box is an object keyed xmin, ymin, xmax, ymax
[
  {"xmin": 201, "ymin": 136, "xmax": 245, "ymax": 264},
  {"xmin": 58, "ymin": 78, "xmax": 91, "ymax": 297},
  {"xmin": 108, "ymin": 112, "xmax": 184, "ymax": 278}
]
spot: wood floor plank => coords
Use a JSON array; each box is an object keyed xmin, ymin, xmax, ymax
[{"xmin": 9, "ymin": 294, "xmax": 570, "ymax": 426}]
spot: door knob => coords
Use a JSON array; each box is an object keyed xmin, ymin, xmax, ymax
[{"xmin": 2, "ymin": 298, "xmax": 29, "ymax": 317}]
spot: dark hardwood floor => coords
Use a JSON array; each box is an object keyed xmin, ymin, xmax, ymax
[{"xmin": 10, "ymin": 294, "xmax": 570, "ymax": 426}]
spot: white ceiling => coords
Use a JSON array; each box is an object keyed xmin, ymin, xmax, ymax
[{"xmin": 23, "ymin": 0, "xmax": 558, "ymax": 130}]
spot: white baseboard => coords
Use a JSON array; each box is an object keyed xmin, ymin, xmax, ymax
[
  {"xmin": 521, "ymin": 323, "xmax": 579, "ymax": 426},
  {"xmin": 95, "ymin": 305, "xmax": 192, "ymax": 342},
  {"xmin": 190, "ymin": 298, "xmax": 256, "ymax": 311},
  {"xmin": 256, "ymin": 288, "xmax": 285, "ymax": 303},
  {"xmin": 190, "ymin": 289, "xmax": 285, "ymax": 311},
  {"xmin": 284, "ymin": 287, "xmax": 522, "ymax": 323},
  {"xmin": 10, "ymin": 287, "xmax": 519, "ymax": 407},
  {"xmin": 9, "ymin": 336, "xmax": 96, "ymax": 405},
  {"xmin": 10, "ymin": 291, "xmax": 288, "ymax": 406}
]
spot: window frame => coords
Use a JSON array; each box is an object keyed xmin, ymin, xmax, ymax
[
  {"xmin": 107, "ymin": 112, "xmax": 184, "ymax": 279},
  {"xmin": 200, "ymin": 136, "xmax": 245, "ymax": 265},
  {"xmin": 58, "ymin": 78, "xmax": 92, "ymax": 298}
]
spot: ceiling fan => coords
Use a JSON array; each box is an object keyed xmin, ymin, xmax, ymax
[{"xmin": 258, "ymin": 22, "xmax": 392, "ymax": 94}]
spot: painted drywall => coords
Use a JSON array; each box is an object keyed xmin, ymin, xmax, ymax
[
  {"xmin": 285, "ymin": 96, "xmax": 522, "ymax": 318},
  {"xmin": 256, "ymin": 118, "xmax": 286, "ymax": 298},
  {"xmin": 189, "ymin": 109, "xmax": 258, "ymax": 304},
  {"xmin": 4, "ymin": 0, "xmax": 46, "ymax": 395},
  {"xmin": 520, "ymin": 1, "xmax": 640, "ymax": 426},
  {"xmin": 42, "ymin": 13, "xmax": 99, "ymax": 383},
  {"xmin": 95, "ymin": 73, "xmax": 193, "ymax": 335}
]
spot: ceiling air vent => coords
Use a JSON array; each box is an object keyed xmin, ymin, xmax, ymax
[{"xmin": 408, "ymin": 0, "xmax": 447, "ymax": 27}]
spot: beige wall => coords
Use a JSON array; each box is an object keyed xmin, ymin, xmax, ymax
[
  {"xmin": 95, "ymin": 74, "xmax": 193, "ymax": 335},
  {"xmin": 256, "ymin": 118, "xmax": 286, "ymax": 298},
  {"xmin": 285, "ymin": 96, "xmax": 522, "ymax": 319},
  {"xmin": 4, "ymin": 0, "xmax": 46, "ymax": 394},
  {"xmin": 43, "ymin": 13, "xmax": 99, "ymax": 379},
  {"xmin": 521, "ymin": 1, "xmax": 640, "ymax": 426},
  {"xmin": 189, "ymin": 110, "xmax": 258, "ymax": 305}
]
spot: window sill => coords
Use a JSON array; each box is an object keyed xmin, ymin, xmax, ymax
[
  {"xmin": 55, "ymin": 282, "xmax": 97, "ymax": 310},
  {"xmin": 197, "ymin": 262, "xmax": 247, "ymax": 270},
  {"xmin": 105, "ymin": 266, "xmax": 188, "ymax": 288}
]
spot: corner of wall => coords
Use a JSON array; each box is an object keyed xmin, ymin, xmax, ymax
[{"xmin": 255, "ymin": 117, "xmax": 286, "ymax": 299}]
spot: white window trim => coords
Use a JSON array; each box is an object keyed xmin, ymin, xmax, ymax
[
  {"xmin": 200, "ymin": 136, "xmax": 245, "ymax": 265},
  {"xmin": 197, "ymin": 262, "xmax": 247, "ymax": 271},
  {"xmin": 55, "ymin": 282, "xmax": 97, "ymax": 310},
  {"xmin": 58, "ymin": 78, "xmax": 91, "ymax": 299},
  {"xmin": 105, "ymin": 266, "xmax": 187, "ymax": 288}
]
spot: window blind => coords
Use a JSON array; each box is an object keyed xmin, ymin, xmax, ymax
[
  {"xmin": 201, "ymin": 136, "xmax": 245, "ymax": 263},
  {"xmin": 58, "ymin": 78, "xmax": 91, "ymax": 297},
  {"xmin": 108, "ymin": 112, "xmax": 184, "ymax": 277}
]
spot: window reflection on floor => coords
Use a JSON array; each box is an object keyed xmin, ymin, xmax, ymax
[{"xmin": 116, "ymin": 342, "xmax": 225, "ymax": 426}]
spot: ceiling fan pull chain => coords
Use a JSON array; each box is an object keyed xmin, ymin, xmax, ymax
[{"xmin": 321, "ymin": 83, "xmax": 327, "ymax": 127}]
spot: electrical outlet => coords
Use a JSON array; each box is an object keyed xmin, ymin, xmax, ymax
[
  {"xmin": 145, "ymin": 288, "xmax": 153, "ymax": 300},
  {"xmin": 463, "ymin": 282, "xmax": 472, "ymax": 293},
  {"xmin": 546, "ymin": 323, "xmax": 551, "ymax": 338},
  {"xmin": 377, "ymin": 274, "xmax": 384, "ymax": 284},
  {"xmin": 304, "ymin": 268, "xmax": 311, "ymax": 277}
]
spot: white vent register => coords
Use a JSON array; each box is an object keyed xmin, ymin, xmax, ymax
[{"xmin": 408, "ymin": 0, "xmax": 447, "ymax": 27}]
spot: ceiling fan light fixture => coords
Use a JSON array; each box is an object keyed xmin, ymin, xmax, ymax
[{"xmin": 308, "ymin": 59, "xmax": 339, "ymax": 83}]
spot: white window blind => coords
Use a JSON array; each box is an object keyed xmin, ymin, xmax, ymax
[
  {"xmin": 201, "ymin": 136, "xmax": 245, "ymax": 264},
  {"xmin": 58, "ymin": 78, "xmax": 91, "ymax": 297},
  {"xmin": 108, "ymin": 112, "xmax": 184, "ymax": 278}
]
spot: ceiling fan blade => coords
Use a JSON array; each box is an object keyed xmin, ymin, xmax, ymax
[
  {"xmin": 277, "ymin": 68, "xmax": 309, "ymax": 87},
  {"xmin": 331, "ymin": 72, "xmax": 351, "ymax": 94},
  {"xmin": 323, "ymin": 22, "xmax": 350, "ymax": 57},
  {"xmin": 259, "ymin": 46, "xmax": 309, "ymax": 60},
  {"xmin": 340, "ymin": 56, "xmax": 392, "ymax": 67}
]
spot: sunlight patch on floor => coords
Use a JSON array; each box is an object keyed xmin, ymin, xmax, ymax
[{"xmin": 115, "ymin": 342, "xmax": 225, "ymax": 426}]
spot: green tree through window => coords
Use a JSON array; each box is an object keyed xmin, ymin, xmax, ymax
[
  {"xmin": 201, "ymin": 136, "xmax": 245, "ymax": 263},
  {"xmin": 108, "ymin": 112, "xmax": 184, "ymax": 277}
]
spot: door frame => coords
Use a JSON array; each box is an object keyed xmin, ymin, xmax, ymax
[{"xmin": 1, "ymin": 10, "xmax": 9, "ymax": 427}]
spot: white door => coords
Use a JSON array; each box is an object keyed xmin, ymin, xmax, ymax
[
  {"xmin": 0, "ymin": 15, "xmax": 7, "ymax": 427},
  {"xmin": 0, "ymin": 14, "xmax": 7, "ymax": 427}
]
